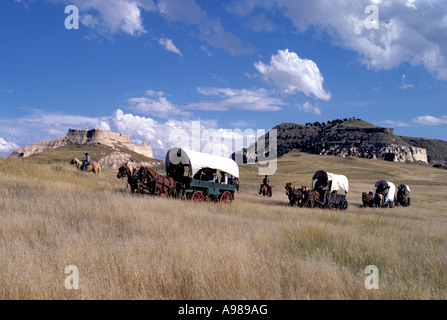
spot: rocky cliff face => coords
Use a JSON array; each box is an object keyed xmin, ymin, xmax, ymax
[
  {"xmin": 9, "ymin": 128, "xmax": 155, "ymax": 168},
  {"xmin": 233, "ymin": 118, "xmax": 446, "ymax": 167}
]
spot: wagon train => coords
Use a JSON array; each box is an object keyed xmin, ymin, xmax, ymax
[{"xmin": 165, "ymin": 147, "xmax": 239, "ymax": 203}]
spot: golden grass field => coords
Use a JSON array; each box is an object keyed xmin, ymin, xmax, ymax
[{"xmin": 1, "ymin": 151, "xmax": 446, "ymax": 300}]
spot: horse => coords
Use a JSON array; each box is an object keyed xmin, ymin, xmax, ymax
[
  {"xmin": 396, "ymin": 189, "xmax": 410, "ymax": 207},
  {"xmin": 260, "ymin": 184, "xmax": 272, "ymax": 197},
  {"xmin": 285, "ymin": 183, "xmax": 297, "ymax": 206},
  {"xmin": 374, "ymin": 193, "xmax": 385, "ymax": 207},
  {"xmin": 139, "ymin": 167, "xmax": 177, "ymax": 197},
  {"xmin": 285, "ymin": 183, "xmax": 305, "ymax": 206},
  {"xmin": 362, "ymin": 192, "xmax": 374, "ymax": 207},
  {"xmin": 304, "ymin": 188, "xmax": 321, "ymax": 208},
  {"xmin": 117, "ymin": 162, "xmax": 139, "ymax": 193},
  {"xmin": 70, "ymin": 157, "xmax": 101, "ymax": 176}
]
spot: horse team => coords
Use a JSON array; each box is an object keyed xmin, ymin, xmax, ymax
[
  {"xmin": 285, "ymin": 184, "xmax": 320, "ymax": 208},
  {"xmin": 117, "ymin": 162, "xmax": 177, "ymax": 197}
]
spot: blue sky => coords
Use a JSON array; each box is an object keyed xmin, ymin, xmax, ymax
[{"xmin": 1, "ymin": 0, "xmax": 447, "ymax": 158}]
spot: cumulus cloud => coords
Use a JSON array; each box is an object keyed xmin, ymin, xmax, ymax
[
  {"xmin": 159, "ymin": 38, "xmax": 183, "ymax": 56},
  {"xmin": 69, "ymin": 0, "xmax": 153, "ymax": 36},
  {"xmin": 255, "ymin": 49, "xmax": 332, "ymax": 101},
  {"xmin": 0, "ymin": 138, "xmax": 19, "ymax": 157},
  {"xmin": 228, "ymin": 0, "xmax": 447, "ymax": 80},
  {"xmin": 0, "ymin": 109, "xmax": 261, "ymax": 159}
]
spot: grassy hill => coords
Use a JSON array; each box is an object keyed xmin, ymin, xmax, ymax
[{"xmin": 0, "ymin": 151, "xmax": 446, "ymax": 299}]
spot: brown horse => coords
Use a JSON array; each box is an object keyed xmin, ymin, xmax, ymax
[
  {"xmin": 362, "ymin": 192, "xmax": 374, "ymax": 207},
  {"xmin": 70, "ymin": 157, "xmax": 101, "ymax": 176},
  {"xmin": 285, "ymin": 183, "xmax": 305, "ymax": 206},
  {"xmin": 139, "ymin": 167, "xmax": 177, "ymax": 197},
  {"xmin": 117, "ymin": 162, "xmax": 138, "ymax": 193},
  {"xmin": 304, "ymin": 188, "xmax": 321, "ymax": 208},
  {"xmin": 260, "ymin": 184, "xmax": 272, "ymax": 197}
]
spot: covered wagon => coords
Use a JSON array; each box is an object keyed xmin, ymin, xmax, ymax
[
  {"xmin": 165, "ymin": 147, "xmax": 239, "ymax": 202},
  {"xmin": 374, "ymin": 180, "xmax": 396, "ymax": 208},
  {"xmin": 311, "ymin": 170, "xmax": 349, "ymax": 210}
]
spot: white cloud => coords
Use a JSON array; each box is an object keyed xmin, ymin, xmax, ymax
[
  {"xmin": 0, "ymin": 108, "xmax": 258, "ymax": 159},
  {"xmin": 159, "ymin": 38, "xmax": 183, "ymax": 56},
  {"xmin": 254, "ymin": 49, "xmax": 332, "ymax": 101},
  {"xmin": 0, "ymin": 138, "xmax": 19, "ymax": 157},
  {"xmin": 69, "ymin": 0, "xmax": 153, "ymax": 36},
  {"xmin": 381, "ymin": 119, "xmax": 410, "ymax": 127},
  {"xmin": 189, "ymin": 87, "xmax": 285, "ymax": 111},
  {"xmin": 413, "ymin": 115, "xmax": 447, "ymax": 126},
  {"xmin": 127, "ymin": 92, "xmax": 191, "ymax": 118},
  {"xmin": 229, "ymin": 0, "xmax": 447, "ymax": 80},
  {"xmin": 297, "ymin": 101, "xmax": 321, "ymax": 115}
]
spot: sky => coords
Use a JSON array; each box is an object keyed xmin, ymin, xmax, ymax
[{"xmin": 1, "ymin": 0, "xmax": 447, "ymax": 159}]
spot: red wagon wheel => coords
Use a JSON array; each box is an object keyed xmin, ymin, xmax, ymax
[
  {"xmin": 192, "ymin": 190, "xmax": 204, "ymax": 202},
  {"xmin": 220, "ymin": 191, "xmax": 233, "ymax": 203}
]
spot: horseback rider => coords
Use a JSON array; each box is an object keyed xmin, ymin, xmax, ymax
[
  {"xmin": 82, "ymin": 153, "xmax": 90, "ymax": 171},
  {"xmin": 259, "ymin": 175, "xmax": 271, "ymax": 194}
]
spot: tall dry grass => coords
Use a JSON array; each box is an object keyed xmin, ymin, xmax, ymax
[{"xmin": 0, "ymin": 153, "xmax": 446, "ymax": 300}]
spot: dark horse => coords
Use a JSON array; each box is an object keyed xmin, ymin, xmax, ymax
[
  {"xmin": 285, "ymin": 183, "xmax": 306, "ymax": 207},
  {"xmin": 362, "ymin": 192, "xmax": 375, "ymax": 207},
  {"xmin": 260, "ymin": 184, "xmax": 272, "ymax": 197},
  {"xmin": 396, "ymin": 187, "xmax": 410, "ymax": 207},
  {"xmin": 117, "ymin": 162, "xmax": 139, "ymax": 193}
]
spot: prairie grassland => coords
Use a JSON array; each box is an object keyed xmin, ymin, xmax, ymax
[{"xmin": 0, "ymin": 152, "xmax": 446, "ymax": 300}]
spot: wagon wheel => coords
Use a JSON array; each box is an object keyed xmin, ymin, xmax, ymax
[
  {"xmin": 191, "ymin": 190, "xmax": 204, "ymax": 202},
  {"xmin": 220, "ymin": 191, "xmax": 233, "ymax": 203},
  {"xmin": 340, "ymin": 200, "xmax": 348, "ymax": 210}
]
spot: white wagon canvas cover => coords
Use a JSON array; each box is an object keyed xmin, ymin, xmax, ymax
[
  {"xmin": 312, "ymin": 170, "xmax": 349, "ymax": 193},
  {"xmin": 165, "ymin": 147, "xmax": 240, "ymax": 178},
  {"xmin": 375, "ymin": 180, "xmax": 396, "ymax": 204}
]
